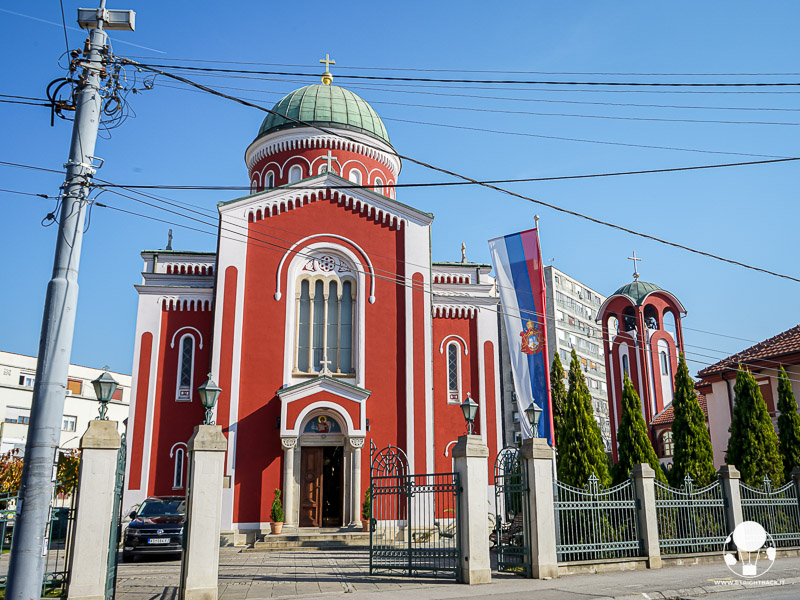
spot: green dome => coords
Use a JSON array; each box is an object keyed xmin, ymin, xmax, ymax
[
  {"xmin": 612, "ymin": 280, "xmax": 663, "ymax": 305},
  {"xmin": 256, "ymin": 84, "xmax": 391, "ymax": 146}
]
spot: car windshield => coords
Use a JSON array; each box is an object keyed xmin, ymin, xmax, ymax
[{"xmin": 137, "ymin": 499, "xmax": 185, "ymax": 516}]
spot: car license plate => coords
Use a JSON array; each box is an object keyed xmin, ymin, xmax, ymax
[{"xmin": 148, "ymin": 537, "xmax": 170, "ymax": 544}]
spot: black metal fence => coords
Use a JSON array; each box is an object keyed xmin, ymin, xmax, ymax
[
  {"xmin": 492, "ymin": 447, "xmax": 530, "ymax": 575},
  {"xmin": 369, "ymin": 446, "xmax": 461, "ymax": 579},
  {"xmin": 741, "ymin": 477, "xmax": 800, "ymax": 548}
]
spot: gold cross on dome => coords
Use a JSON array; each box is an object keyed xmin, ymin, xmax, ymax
[
  {"xmin": 628, "ymin": 250, "xmax": 642, "ymax": 280},
  {"xmin": 319, "ymin": 53, "xmax": 335, "ymax": 85}
]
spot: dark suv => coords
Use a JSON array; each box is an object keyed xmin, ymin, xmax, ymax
[{"xmin": 122, "ymin": 496, "xmax": 185, "ymax": 562}]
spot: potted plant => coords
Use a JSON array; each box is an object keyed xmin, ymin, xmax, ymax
[
  {"xmin": 270, "ymin": 488, "xmax": 284, "ymax": 534},
  {"xmin": 361, "ymin": 487, "xmax": 371, "ymax": 532}
]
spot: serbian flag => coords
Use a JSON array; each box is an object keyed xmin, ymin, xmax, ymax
[{"xmin": 488, "ymin": 227, "xmax": 553, "ymax": 444}]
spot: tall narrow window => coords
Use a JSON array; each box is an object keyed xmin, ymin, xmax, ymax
[
  {"xmin": 173, "ymin": 447, "xmax": 185, "ymax": 489},
  {"xmin": 374, "ymin": 177, "xmax": 384, "ymax": 195},
  {"xmin": 295, "ymin": 273, "xmax": 356, "ymax": 376},
  {"xmin": 177, "ymin": 335, "xmax": 194, "ymax": 401},
  {"xmin": 622, "ymin": 353, "xmax": 630, "ymax": 377},
  {"xmin": 265, "ymin": 171, "xmax": 275, "ymax": 189},
  {"xmin": 660, "ymin": 351, "xmax": 669, "ymax": 375},
  {"xmin": 288, "ymin": 165, "xmax": 302, "ymax": 183},
  {"xmin": 447, "ymin": 343, "xmax": 460, "ymax": 403},
  {"xmin": 348, "ymin": 169, "xmax": 362, "ymax": 185}
]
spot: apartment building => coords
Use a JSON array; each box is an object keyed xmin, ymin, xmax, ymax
[{"xmin": 0, "ymin": 351, "xmax": 131, "ymax": 453}]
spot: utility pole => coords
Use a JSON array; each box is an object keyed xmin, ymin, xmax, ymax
[{"xmin": 6, "ymin": 2, "xmax": 133, "ymax": 598}]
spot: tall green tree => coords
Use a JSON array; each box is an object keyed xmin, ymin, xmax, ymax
[
  {"xmin": 550, "ymin": 353, "xmax": 567, "ymax": 447},
  {"xmin": 615, "ymin": 374, "xmax": 668, "ymax": 484},
  {"xmin": 777, "ymin": 366, "xmax": 800, "ymax": 481},
  {"xmin": 726, "ymin": 368, "xmax": 783, "ymax": 486},
  {"xmin": 556, "ymin": 349, "xmax": 610, "ymax": 487},
  {"xmin": 670, "ymin": 355, "xmax": 716, "ymax": 487}
]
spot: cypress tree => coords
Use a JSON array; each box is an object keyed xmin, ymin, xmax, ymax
[
  {"xmin": 615, "ymin": 374, "xmax": 668, "ymax": 484},
  {"xmin": 670, "ymin": 355, "xmax": 716, "ymax": 487},
  {"xmin": 777, "ymin": 366, "xmax": 800, "ymax": 481},
  {"xmin": 725, "ymin": 368, "xmax": 783, "ymax": 486},
  {"xmin": 556, "ymin": 349, "xmax": 610, "ymax": 487},
  {"xmin": 550, "ymin": 353, "xmax": 567, "ymax": 447}
]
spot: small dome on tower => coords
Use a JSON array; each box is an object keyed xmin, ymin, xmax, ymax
[
  {"xmin": 255, "ymin": 84, "xmax": 391, "ymax": 146},
  {"xmin": 611, "ymin": 280, "xmax": 663, "ymax": 306}
]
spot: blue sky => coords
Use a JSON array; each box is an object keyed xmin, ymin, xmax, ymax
[{"xmin": 2, "ymin": 1, "xmax": 799, "ymax": 376}]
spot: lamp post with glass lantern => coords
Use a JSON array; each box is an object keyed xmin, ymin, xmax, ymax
[
  {"xmin": 460, "ymin": 392, "xmax": 479, "ymax": 435},
  {"xmin": 91, "ymin": 369, "xmax": 119, "ymax": 420},
  {"xmin": 197, "ymin": 373, "xmax": 222, "ymax": 425},
  {"xmin": 525, "ymin": 401, "xmax": 543, "ymax": 439}
]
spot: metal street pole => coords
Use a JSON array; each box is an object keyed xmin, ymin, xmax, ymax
[{"xmin": 6, "ymin": 2, "xmax": 119, "ymax": 597}]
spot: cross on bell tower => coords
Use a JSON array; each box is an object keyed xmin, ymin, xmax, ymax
[
  {"xmin": 319, "ymin": 53, "xmax": 335, "ymax": 85},
  {"xmin": 628, "ymin": 250, "xmax": 642, "ymax": 280}
]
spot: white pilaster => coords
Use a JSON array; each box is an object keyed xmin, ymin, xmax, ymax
[
  {"xmin": 349, "ymin": 437, "xmax": 364, "ymax": 525},
  {"xmin": 281, "ymin": 437, "xmax": 297, "ymax": 527}
]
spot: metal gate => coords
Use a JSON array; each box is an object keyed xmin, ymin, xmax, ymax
[
  {"xmin": 369, "ymin": 445, "xmax": 461, "ymax": 580},
  {"xmin": 492, "ymin": 447, "xmax": 530, "ymax": 575},
  {"xmin": 105, "ymin": 432, "xmax": 127, "ymax": 600}
]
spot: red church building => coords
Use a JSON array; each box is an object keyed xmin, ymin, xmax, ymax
[{"xmin": 123, "ymin": 73, "xmax": 503, "ymax": 542}]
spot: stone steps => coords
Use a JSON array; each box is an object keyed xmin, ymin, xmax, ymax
[{"xmin": 245, "ymin": 528, "xmax": 370, "ymax": 552}]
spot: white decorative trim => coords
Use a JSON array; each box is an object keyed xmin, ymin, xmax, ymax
[
  {"xmin": 281, "ymin": 437, "xmax": 297, "ymax": 450},
  {"xmin": 348, "ymin": 437, "xmax": 365, "ymax": 449},
  {"xmin": 432, "ymin": 305, "xmax": 478, "ymax": 319},
  {"xmin": 438, "ymin": 335, "xmax": 468, "ymax": 355},
  {"xmin": 169, "ymin": 441, "xmax": 188, "ymax": 457},
  {"xmin": 274, "ymin": 234, "xmax": 376, "ymax": 304},
  {"xmin": 170, "ymin": 327, "xmax": 204, "ymax": 350},
  {"xmin": 278, "ymin": 377, "xmax": 370, "ymax": 436},
  {"xmin": 287, "ymin": 401, "xmax": 357, "ymax": 436},
  {"xmin": 245, "ymin": 128, "xmax": 401, "ymax": 179},
  {"xmin": 444, "ymin": 439, "xmax": 458, "ymax": 457}
]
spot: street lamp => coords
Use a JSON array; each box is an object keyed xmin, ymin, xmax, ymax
[
  {"xmin": 460, "ymin": 392, "xmax": 479, "ymax": 435},
  {"xmin": 197, "ymin": 373, "xmax": 222, "ymax": 425},
  {"xmin": 525, "ymin": 401, "xmax": 543, "ymax": 438},
  {"xmin": 91, "ymin": 369, "xmax": 118, "ymax": 420}
]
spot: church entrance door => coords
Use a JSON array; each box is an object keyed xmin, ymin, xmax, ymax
[{"xmin": 299, "ymin": 446, "xmax": 343, "ymax": 527}]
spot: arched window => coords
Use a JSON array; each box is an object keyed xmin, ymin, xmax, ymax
[
  {"xmin": 661, "ymin": 431, "xmax": 674, "ymax": 457},
  {"xmin": 173, "ymin": 447, "xmax": 185, "ymax": 489},
  {"xmin": 446, "ymin": 342, "xmax": 461, "ymax": 403},
  {"xmin": 288, "ymin": 165, "xmax": 303, "ymax": 183},
  {"xmin": 660, "ymin": 350, "xmax": 669, "ymax": 376},
  {"xmin": 348, "ymin": 169, "xmax": 362, "ymax": 186},
  {"xmin": 623, "ymin": 307, "xmax": 637, "ymax": 332},
  {"xmin": 644, "ymin": 305, "xmax": 659, "ymax": 330},
  {"xmin": 374, "ymin": 177, "xmax": 384, "ymax": 195},
  {"xmin": 176, "ymin": 334, "xmax": 194, "ymax": 401},
  {"xmin": 622, "ymin": 353, "xmax": 630, "ymax": 377},
  {"xmin": 265, "ymin": 171, "xmax": 275, "ymax": 189},
  {"xmin": 318, "ymin": 164, "xmax": 328, "ymax": 175},
  {"xmin": 295, "ymin": 270, "xmax": 356, "ymax": 375}
]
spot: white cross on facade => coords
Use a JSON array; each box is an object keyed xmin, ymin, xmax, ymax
[
  {"xmin": 322, "ymin": 150, "xmax": 337, "ymax": 174},
  {"xmin": 628, "ymin": 251, "xmax": 642, "ymax": 280},
  {"xmin": 319, "ymin": 358, "xmax": 333, "ymax": 376}
]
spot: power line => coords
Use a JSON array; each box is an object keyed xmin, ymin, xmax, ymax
[
  {"xmin": 116, "ymin": 59, "xmax": 800, "ymax": 284},
  {"xmin": 129, "ymin": 62, "xmax": 800, "ymax": 87},
  {"xmin": 0, "ymin": 99, "xmax": 51, "ymax": 107}
]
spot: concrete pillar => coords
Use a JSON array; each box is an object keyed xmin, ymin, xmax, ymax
[
  {"xmin": 452, "ymin": 434, "xmax": 491, "ymax": 584},
  {"xmin": 349, "ymin": 437, "xmax": 364, "ymax": 526},
  {"xmin": 180, "ymin": 425, "xmax": 227, "ymax": 600},
  {"xmin": 281, "ymin": 437, "xmax": 297, "ymax": 527},
  {"xmin": 520, "ymin": 437, "xmax": 558, "ymax": 579},
  {"xmin": 66, "ymin": 420, "xmax": 121, "ymax": 600},
  {"xmin": 719, "ymin": 465, "xmax": 743, "ymax": 533},
  {"xmin": 630, "ymin": 464, "xmax": 661, "ymax": 569}
]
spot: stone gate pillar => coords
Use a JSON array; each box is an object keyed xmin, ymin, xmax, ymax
[
  {"xmin": 67, "ymin": 420, "xmax": 122, "ymax": 600},
  {"xmin": 520, "ymin": 437, "xmax": 558, "ymax": 579},
  {"xmin": 180, "ymin": 425, "xmax": 227, "ymax": 600},
  {"xmin": 719, "ymin": 465, "xmax": 743, "ymax": 532},
  {"xmin": 631, "ymin": 464, "xmax": 661, "ymax": 569},
  {"xmin": 452, "ymin": 434, "xmax": 491, "ymax": 584}
]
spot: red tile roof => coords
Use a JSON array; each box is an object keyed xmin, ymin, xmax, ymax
[
  {"xmin": 650, "ymin": 394, "xmax": 708, "ymax": 427},
  {"xmin": 696, "ymin": 324, "xmax": 800, "ymax": 378}
]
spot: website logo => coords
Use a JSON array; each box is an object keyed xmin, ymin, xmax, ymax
[{"xmin": 722, "ymin": 521, "xmax": 777, "ymax": 579}]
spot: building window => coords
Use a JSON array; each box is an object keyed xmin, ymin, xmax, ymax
[
  {"xmin": 62, "ymin": 415, "xmax": 77, "ymax": 432},
  {"xmin": 622, "ymin": 354, "xmax": 630, "ymax": 377},
  {"xmin": 18, "ymin": 374, "xmax": 35, "ymax": 387},
  {"xmin": 288, "ymin": 165, "xmax": 303, "ymax": 183},
  {"xmin": 661, "ymin": 431, "xmax": 674, "ymax": 457},
  {"xmin": 447, "ymin": 342, "xmax": 460, "ymax": 403},
  {"xmin": 66, "ymin": 378, "xmax": 82, "ymax": 395},
  {"xmin": 173, "ymin": 447, "xmax": 185, "ymax": 489},
  {"xmin": 374, "ymin": 177, "xmax": 384, "ymax": 195},
  {"xmin": 265, "ymin": 171, "xmax": 275, "ymax": 189},
  {"xmin": 296, "ymin": 276, "xmax": 355, "ymax": 375},
  {"xmin": 348, "ymin": 169, "xmax": 362, "ymax": 185},
  {"xmin": 660, "ymin": 351, "xmax": 669, "ymax": 376},
  {"xmin": 176, "ymin": 335, "xmax": 195, "ymax": 401}
]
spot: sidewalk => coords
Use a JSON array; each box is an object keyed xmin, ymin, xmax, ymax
[{"xmin": 115, "ymin": 548, "xmax": 800, "ymax": 600}]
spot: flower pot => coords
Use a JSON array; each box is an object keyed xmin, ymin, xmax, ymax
[
  {"xmin": 270, "ymin": 521, "xmax": 283, "ymax": 535},
  {"xmin": 361, "ymin": 519, "xmax": 370, "ymax": 532}
]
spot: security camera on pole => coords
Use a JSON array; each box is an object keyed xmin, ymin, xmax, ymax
[{"xmin": 5, "ymin": 3, "xmax": 134, "ymax": 598}]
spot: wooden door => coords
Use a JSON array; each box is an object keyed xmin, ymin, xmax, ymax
[{"xmin": 299, "ymin": 447, "xmax": 323, "ymax": 527}]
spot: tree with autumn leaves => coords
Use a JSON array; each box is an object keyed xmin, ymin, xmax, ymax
[{"xmin": 0, "ymin": 449, "xmax": 80, "ymax": 498}]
